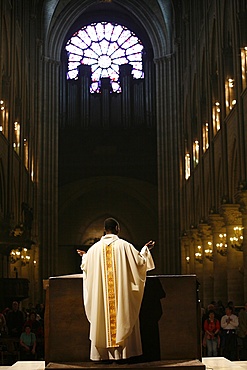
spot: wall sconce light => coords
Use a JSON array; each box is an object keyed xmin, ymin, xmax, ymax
[
  {"xmin": 10, "ymin": 249, "xmax": 21, "ymax": 263},
  {"xmin": 205, "ymin": 242, "xmax": 213, "ymax": 261},
  {"xmin": 21, "ymin": 248, "xmax": 31, "ymax": 266},
  {"xmin": 186, "ymin": 256, "xmax": 190, "ymax": 264},
  {"xmin": 195, "ymin": 245, "xmax": 202, "ymax": 263},
  {"xmin": 230, "ymin": 227, "xmax": 244, "ymax": 251},
  {"xmin": 10, "ymin": 247, "xmax": 31, "ymax": 265},
  {"xmin": 216, "ymin": 233, "xmax": 228, "ymax": 256}
]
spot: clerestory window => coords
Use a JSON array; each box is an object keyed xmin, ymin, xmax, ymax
[{"xmin": 65, "ymin": 22, "xmax": 144, "ymax": 93}]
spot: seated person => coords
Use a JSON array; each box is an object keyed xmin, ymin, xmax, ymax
[
  {"xmin": 23, "ymin": 311, "xmax": 44, "ymax": 359},
  {"xmin": 19, "ymin": 324, "xmax": 36, "ymax": 360},
  {"xmin": 23, "ymin": 311, "xmax": 43, "ymax": 338}
]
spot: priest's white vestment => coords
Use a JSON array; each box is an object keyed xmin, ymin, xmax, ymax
[{"xmin": 80, "ymin": 233, "xmax": 155, "ymax": 361}]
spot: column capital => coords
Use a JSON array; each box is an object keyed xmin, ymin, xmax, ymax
[
  {"xmin": 208, "ymin": 214, "xmax": 225, "ymax": 232},
  {"xmin": 42, "ymin": 55, "xmax": 60, "ymax": 66},
  {"xmin": 220, "ymin": 204, "xmax": 242, "ymax": 225},
  {"xmin": 188, "ymin": 227, "xmax": 200, "ymax": 242},
  {"xmin": 198, "ymin": 223, "xmax": 212, "ymax": 239},
  {"xmin": 180, "ymin": 232, "xmax": 190, "ymax": 244},
  {"xmin": 235, "ymin": 190, "xmax": 247, "ymax": 215},
  {"xmin": 154, "ymin": 52, "xmax": 175, "ymax": 64}
]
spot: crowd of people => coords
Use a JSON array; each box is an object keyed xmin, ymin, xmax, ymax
[
  {"xmin": 2, "ymin": 296, "xmax": 247, "ymax": 364},
  {"xmin": 0, "ymin": 301, "xmax": 44, "ymax": 362},
  {"xmin": 202, "ymin": 300, "xmax": 247, "ymax": 361}
]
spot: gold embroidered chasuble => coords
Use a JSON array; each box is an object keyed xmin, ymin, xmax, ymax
[{"xmin": 81, "ymin": 234, "xmax": 155, "ymax": 360}]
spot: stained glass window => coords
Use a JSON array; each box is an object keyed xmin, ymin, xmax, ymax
[{"xmin": 65, "ymin": 22, "xmax": 144, "ymax": 93}]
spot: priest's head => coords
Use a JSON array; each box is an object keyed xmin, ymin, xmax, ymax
[{"xmin": 104, "ymin": 217, "xmax": 120, "ymax": 235}]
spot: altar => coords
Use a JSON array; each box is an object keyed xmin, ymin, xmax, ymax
[{"xmin": 44, "ymin": 274, "xmax": 202, "ymax": 364}]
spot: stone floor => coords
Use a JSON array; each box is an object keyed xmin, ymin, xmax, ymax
[{"xmin": 1, "ymin": 358, "xmax": 247, "ymax": 370}]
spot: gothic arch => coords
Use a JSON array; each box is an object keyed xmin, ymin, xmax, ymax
[
  {"xmin": 58, "ymin": 176, "xmax": 157, "ymax": 242},
  {"xmin": 43, "ymin": 0, "xmax": 172, "ymax": 60}
]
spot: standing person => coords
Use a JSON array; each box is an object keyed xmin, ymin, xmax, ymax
[
  {"xmin": 203, "ymin": 310, "xmax": 220, "ymax": 356},
  {"xmin": 238, "ymin": 303, "xmax": 247, "ymax": 360},
  {"xmin": 77, "ymin": 217, "xmax": 155, "ymax": 363},
  {"xmin": 6, "ymin": 301, "xmax": 25, "ymax": 337},
  {"xmin": 221, "ymin": 306, "xmax": 239, "ymax": 361},
  {"xmin": 0, "ymin": 312, "xmax": 8, "ymax": 336}
]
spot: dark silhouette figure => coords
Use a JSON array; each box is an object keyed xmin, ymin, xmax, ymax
[{"xmin": 139, "ymin": 276, "xmax": 166, "ymax": 362}]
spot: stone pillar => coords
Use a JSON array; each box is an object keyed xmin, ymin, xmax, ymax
[
  {"xmin": 190, "ymin": 227, "xmax": 203, "ymax": 304},
  {"xmin": 208, "ymin": 214, "xmax": 227, "ymax": 304},
  {"xmin": 155, "ymin": 54, "xmax": 180, "ymax": 274},
  {"xmin": 180, "ymin": 232, "xmax": 190, "ymax": 274},
  {"xmin": 235, "ymin": 190, "xmax": 247, "ymax": 301},
  {"xmin": 220, "ymin": 204, "xmax": 244, "ymax": 305},
  {"xmin": 39, "ymin": 56, "xmax": 59, "ymax": 280},
  {"xmin": 198, "ymin": 223, "xmax": 213, "ymax": 307}
]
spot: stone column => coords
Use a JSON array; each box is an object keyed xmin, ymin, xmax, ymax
[
  {"xmin": 220, "ymin": 204, "xmax": 244, "ymax": 305},
  {"xmin": 190, "ymin": 227, "xmax": 203, "ymax": 304},
  {"xmin": 155, "ymin": 54, "xmax": 180, "ymax": 274},
  {"xmin": 198, "ymin": 223, "xmax": 213, "ymax": 307},
  {"xmin": 235, "ymin": 190, "xmax": 247, "ymax": 301},
  {"xmin": 180, "ymin": 232, "xmax": 190, "ymax": 274},
  {"xmin": 208, "ymin": 213, "xmax": 227, "ymax": 304},
  {"xmin": 38, "ymin": 56, "xmax": 59, "ymax": 280}
]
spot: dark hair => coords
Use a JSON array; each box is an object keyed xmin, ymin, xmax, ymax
[
  {"xmin": 208, "ymin": 310, "xmax": 215, "ymax": 316},
  {"xmin": 104, "ymin": 218, "xmax": 119, "ymax": 232}
]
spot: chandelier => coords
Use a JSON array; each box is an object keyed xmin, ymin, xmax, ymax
[
  {"xmin": 195, "ymin": 245, "xmax": 202, "ymax": 263},
  {"xmin": 10, "ymin": 247, "xmax": 31, "ymax": 266},
  {"xmin": 230, "ymin": 227, "xmax": 244, "ymax": 251},
  {"xmin": 216, "ymin": 233, "xmax": 228, "ymax": 256},
  {"xmin": 204, "ymin": 241, "xmax": 213, "ymax": 261}
]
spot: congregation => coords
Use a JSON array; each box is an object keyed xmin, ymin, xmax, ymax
[
  {"xmin": 202, "ymin": 301, "xmax": 247, "ymax": 361},
  {"xmin": 0, "ymin": 301, "xmax": 45, "ymax": 365},
  {"xmin": 1, "ymin": 299, "xmax": 247, "ymax": 365}
]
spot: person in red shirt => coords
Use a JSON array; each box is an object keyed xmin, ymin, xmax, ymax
[{"xmin": 204, "ymin": 310, "xmax": 220, "ymax": 356}]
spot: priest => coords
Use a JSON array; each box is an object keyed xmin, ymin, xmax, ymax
[{"xmin": 77, "ymin": 217, "xmax": 155, "ymax": 363}]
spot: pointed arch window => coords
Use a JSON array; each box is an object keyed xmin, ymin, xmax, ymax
[
  {"xmin": 202, "ymin": 122, "xmax": 209, "ymax": 152},
  {"xmin": 0, "ymin": 100, "xmax": 8, "ymax": 136},
  {"xmin": 65, "ymin": 22, "xmax": 144, "ymax": 93},
  {"xmin": 193, "ymin": 140, "xmax": 199, "ymax": 167},
  {"xmin": 212, "ymin": 101, "xmax": 220, "ymax": 134},
  {"xmin": 241, "ymin": 47, "xmax": 247, "ymax": 90},
  {"xmin": 185, "ymin": 153, "xmax": 191, "ymax": 180},
  {"xmin": 13, "ymin": 121, "xmax": 20, "ymax": 155}
]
